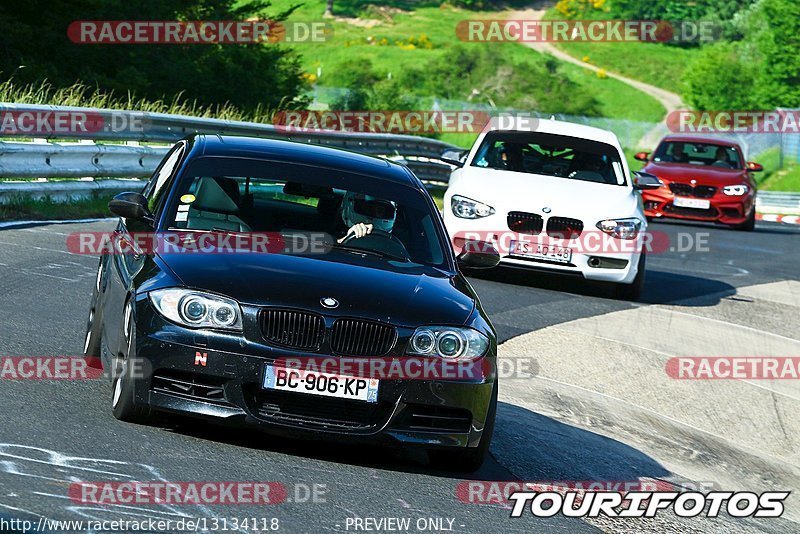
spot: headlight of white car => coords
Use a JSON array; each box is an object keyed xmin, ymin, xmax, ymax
[
  {"xmin": 723, "ymin": 185, "xmax": 749, "ymax": 196},
  {"xmin": 451, "ymin": 195, "xmax": 495, "ymax": 219},
  {"xmin": 149, "ymin": 288, "xmax": 243, "ymax": 331},
  {"xmin": 596, "ymin": 218, "xmax": 642, "ymax": 240},
  {"xmin": 407, "ymin": 326, "xmax": 489, "ymax": 360}
]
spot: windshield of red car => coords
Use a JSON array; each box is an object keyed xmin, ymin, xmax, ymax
[{"xmin": 652, "ymin": 141, "xmax": 742, "ymax": 170}]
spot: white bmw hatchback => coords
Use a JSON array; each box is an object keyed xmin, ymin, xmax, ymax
[{"xmin": 442, "ymin": 118, "xmax": 661, "ymax": 300}]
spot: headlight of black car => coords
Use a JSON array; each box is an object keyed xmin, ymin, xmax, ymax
[
  {"xmin": 407, "ymin": 326, "xmax": 489, "ymax": 360},
  {"xmin": 149, "ymin": 288, "xmax": 243, "ymax": 331}
]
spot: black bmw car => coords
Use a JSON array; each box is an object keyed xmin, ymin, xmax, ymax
[{"xmin": 84, "ymin": 134, "xmax": 500, "ymax": 471}]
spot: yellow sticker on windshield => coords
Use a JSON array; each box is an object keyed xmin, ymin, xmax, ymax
[{"xmin": 180, "ymin": 194, "xmax": 196, "ymax": 203}]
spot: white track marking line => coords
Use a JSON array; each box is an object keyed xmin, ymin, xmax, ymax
[
  {"xmin": 21, "ymin": 228, "xmax": 72, "ymax": 236},
  {"xmin": 546, "ymin": 325, "xmax": 800, "ymax": 402},
  {"xmin": 531, "ymin": 374, "xmax": 800, "ymax": 470},
  {"xmin": 0, "ymin": 239, "xmax": 85, "ymax": 257},
  {"xmin": 0, "ymin": 217, "xmax": 114, "ymax": 230},
  {"xmin": 651, "ymin": 307, "xmax": 800, "ymax": 344}
]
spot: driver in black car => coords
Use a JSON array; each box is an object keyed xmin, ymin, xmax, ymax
[{"xmin": 337, "ymin": 192, "xmax": 397, "ymax": 243}]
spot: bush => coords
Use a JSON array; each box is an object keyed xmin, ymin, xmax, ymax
[
  {"xmin": 682, "ymin": 43, "xmax": 761, "ymax": 109},
  {"xmin": 682, "ymin": 0, "xmax": 800, "ymax": 109},
  {"xmin": 607, "ymin": 0, "xmax": 757, "ymax": 21},
  {"xmin": 402, "ymin": 46, "xmax": 602, "ymax": 116}
]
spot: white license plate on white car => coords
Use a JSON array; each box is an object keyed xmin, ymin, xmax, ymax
[
  {"xmin": 510, "ymin": 240, "xmax": 573, "ymax": 263},
  {"xmin": 263, "ymin": 365, "xmax": 379, "ymax": 403},
  {"xmin": 673, "ymin": 197, "xmax": 711, "ymax": 209}
]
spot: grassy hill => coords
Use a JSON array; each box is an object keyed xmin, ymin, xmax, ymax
[{"xmin": 541, "ymin": 7, "xmax": 700, "ymax": 96}]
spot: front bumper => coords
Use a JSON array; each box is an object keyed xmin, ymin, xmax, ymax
[
  {"xmin": 444, "ymin": 213, "xmax": 642, "ymax": 284},
  {"xmin": 643, "ymin": 189, "xmax": 754, "ymax": 225},
  {"xmin": 125, "ymin": 302, "xmax": 497, "ymax": 450}
]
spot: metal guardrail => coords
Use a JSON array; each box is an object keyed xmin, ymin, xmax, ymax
[
  {"xmin": 756, "ymin": 191, "xmax": 800, "ymax": 214},
  {"xmin": 0, "ymin": 141, "xmax": 168, "ymax": 178},
  {"xmin": 0, "ymin": 103, "xmax": 461, "ymax": 185},
  {"xmin": 0, "ymin": 178, "xmax": 145, "ymax": 204},
  {"xmin": 0, "ymin": 103, "xmax": 460, "ymax": 160}
]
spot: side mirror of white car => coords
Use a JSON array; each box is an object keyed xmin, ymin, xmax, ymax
[
  {"xmin": 632, "ymin": 171, "xmax": 662, "ymax": 190},
  {"xmin": 441, "ymin": 149, "xmax": 467, "ymax": 168}
]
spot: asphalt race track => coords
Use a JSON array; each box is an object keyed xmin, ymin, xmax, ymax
[{"xmin": 0, "ymin": 217, "xmax": 798, "ymax": 533}]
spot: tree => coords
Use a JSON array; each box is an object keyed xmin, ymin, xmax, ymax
[
  {"xmin": 324, "ymin": 0, "xmax": 334, "ymax": 17},
  {"xmin": 0, "ymin": 0, "xmax": 306, "ymax": 112}
]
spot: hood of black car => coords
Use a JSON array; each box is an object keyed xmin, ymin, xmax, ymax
[{"xmin": 156, "ymin": 250, "xmax": 475, "ymax": 327}]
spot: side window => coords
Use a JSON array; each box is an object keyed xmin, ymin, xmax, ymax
[{"xmin": 144, "ymin": 143, "xmax": 185, "ymax": 214}]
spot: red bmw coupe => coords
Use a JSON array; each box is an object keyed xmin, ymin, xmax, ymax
[{"xmin": 635, "ymin": 135, "xmax": 762, "ymax": 231}]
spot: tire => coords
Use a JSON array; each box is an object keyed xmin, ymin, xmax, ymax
[
  {"xmin": 429, "ymin": 383, "xmax": 497, "ymax": 472},
  {"xmin": 613, "ymin": 252, "xmax": 646, "ymax": 301},
  {"xmin": 111, "ymin": 300, "xmax": 152, "ymax": 424},
  {"xmin": 83, "ymin": 261, "xmax": 104, "ymax": 368},
  {"xmin": 733, "ymin": 207, "xmax": 756, "ymax": 231}
]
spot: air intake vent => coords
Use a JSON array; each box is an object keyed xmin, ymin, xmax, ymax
[
  {"xmin": 546, "ymin": 216, "xmax": 583, "ymax": 239},
  {"xmin": 260, "ymin": 309, "xmax": 325, "ymax": 351},
  {"xmin": 669, "ymin": 183, "xmax": 717, "ymax": 198},
  {"xmin": 507, "ymin": 211, "xmax": 544, "ymax": 235},
  {"xmin": 152, "ymin": 373, "xmax": 227, "ymax": 404},
  {"xmin": 392, "ymin": 405, "xmax": 472, "ymax": 433},
  {"xmin": 330, "ymin": 319, "xmax": 396, "ymax": 357}
]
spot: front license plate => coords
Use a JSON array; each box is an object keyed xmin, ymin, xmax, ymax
[
  {"xmin": 673, "ymin": 196, "xmax": 711, "ymax": 209},
  {"xmin": 263, "ymin": 365, "xmax": 379, "ymax": 403},
  {"xmin": 510, "ymin": 240, "xmax": 573, "ymax": 263}
]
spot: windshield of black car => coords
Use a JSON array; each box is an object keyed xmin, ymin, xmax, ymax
[
  {"xmin": 652, "ymin": 141, "xmax": 742, "ymax": 170},
  {"xmin": 165, "ymin": 157, "xmax": 447, "ymax": 269},
  {"xmin": 470, "ymin": 131, "xmax": 626, "ymax": 185}
]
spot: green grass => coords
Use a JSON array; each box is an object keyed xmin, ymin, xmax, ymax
[
  {"xmin": 755, "ymin": 147, "xmax": 800, "ymax": 192},
  {"xmin": 761, "ymin": 167, "xmax": 800, "ymax": 191},
  {"xmin": 0, "ymin": 79, "xmax": 277, "ymax": 122},
  {"xmin": 426, "ymin": 184, "xmax": 446, "ymax": 210},
  {"xmin": 0, "ymin": 194, "xmax": 113, "ymax": 221},
  {"xmin": 270, "ymin": 0, "xmax": 665, "ymax": 122},
  {"xmin": 543, "ymin": 7, "xmax": 699, "ymax": 98}
]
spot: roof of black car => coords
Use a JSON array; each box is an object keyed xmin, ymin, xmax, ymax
[{"xmin": 192, "ymin": 134, "xmax": 418, "ymax": 186}]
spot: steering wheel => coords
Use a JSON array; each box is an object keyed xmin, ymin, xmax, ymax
[{"xmin": 341, "ymin": 229, "xmax": 410, "ymax": 259}]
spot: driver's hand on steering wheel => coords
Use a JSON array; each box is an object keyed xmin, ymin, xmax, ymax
[{"xmin": 338, "ymin": 222, "xmax": 373, "ymax": 243}]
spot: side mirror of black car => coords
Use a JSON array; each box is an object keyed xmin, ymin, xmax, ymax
[
  {"xmin": 632, "ymin": 171, "xmax": 663, "ymax": 190},
  {"xmin": 457, "ymin": 240, "xmax": 500, "ymax": 269},
  {"xmin": 109, "ymin": 192, "xmax": 154, "ymax": 224}
]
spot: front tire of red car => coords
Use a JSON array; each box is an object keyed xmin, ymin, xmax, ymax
[{"xmin": 733, "ymin": 207, "xmax": 756, "ymax": 232}]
